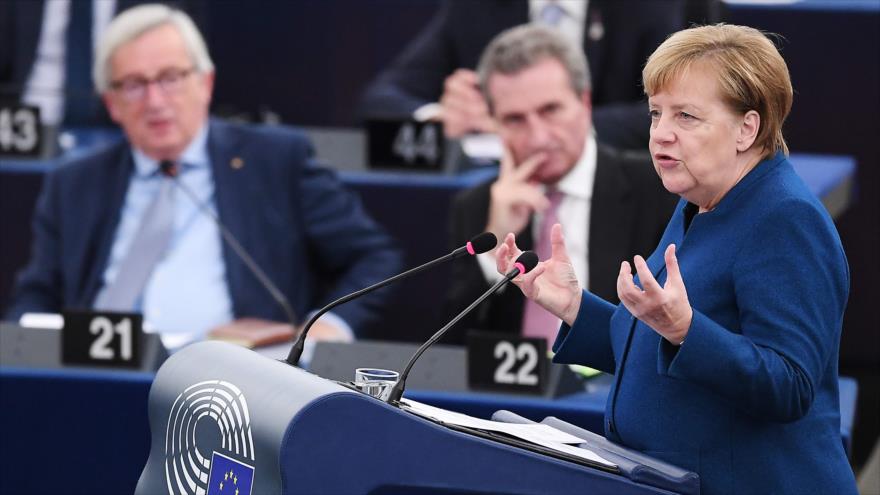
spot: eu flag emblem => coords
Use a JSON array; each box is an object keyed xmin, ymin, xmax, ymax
[{"xmin": 206, "ymin": 452, "xmax": 255, "ymax": 495}]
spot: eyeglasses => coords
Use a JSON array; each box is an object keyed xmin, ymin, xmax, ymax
[{"xmin": 109, "ymin": 67, "xmax": 196, "ymax": 101}]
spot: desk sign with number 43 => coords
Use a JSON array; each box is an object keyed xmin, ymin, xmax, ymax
[{"xmin": 0, "ymin": 102, "xmax": 42, "ymax": 157}]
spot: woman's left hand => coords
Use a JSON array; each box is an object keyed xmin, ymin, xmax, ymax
[
  {"xmin": 496, "ymin": 225, "xmax": 583, "ymax": 326},
  {"xmin": 617, "ymin": 244, "xmax": 693, "ymax": 345}
]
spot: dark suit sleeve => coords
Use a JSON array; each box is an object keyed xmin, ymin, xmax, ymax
[
  {"xmin": 4, "ymin": 170, "xmax": 64, "ymax": 320},
  {"xmin": 295, "ymin": 154, "xmax": 403, "ymax": 335},
  {"xmin": 0, "ymin": 0, "xmax": 12, "ymax": 85},
  {"xmin": 443, "ymin": 181, "xmax": 527, "ymax": 341},
  {"xmin": 356, "ymin": 3, "xmax": 456, "ymax": 120},
  {"xmin": 590, "ymin": 0, "xmax": 686, "ymax": 150},
  {"xmin": 444, "ymin": 184, "xmax": 494, "ymax": 331},
  {"xmin": 592, "ymin": 0, "xmax": 685, "ymax": 104},
  {"xmin": 1, "ymin": 0, "xmax": 45, "ymax": 92},
  {"xmin": 637, "ymin": 0, "xmax": 686, "ymax": 65},
  {"xmin": 593, "ymin": 102, "xmax": 652, "ymax": 151}
]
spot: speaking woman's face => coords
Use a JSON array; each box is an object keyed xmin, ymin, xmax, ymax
[{"xmin": 647, "ymin": 64, "xmax": 760, "ymax": 212}]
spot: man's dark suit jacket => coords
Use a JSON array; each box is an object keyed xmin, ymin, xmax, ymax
[
  {"xmin": 5, "ymin": 119, "xmax": 402, "ymax": 336},
  {"xmin": 357, "ymin": 0, "xmax": 685, "ymax": 149},
  {"xmin": 445, "ymin": 144, "xmax": 678, "ymax": 340}
]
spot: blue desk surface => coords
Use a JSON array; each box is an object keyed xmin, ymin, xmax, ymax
[
  {"xmin": 724, "ymin": 0, "xmax": 880, "ymax": 13},
  {"xmin": 0, "ymin": 128, "xmax": 856, "ymax": 207},
  {"xmin": 0, "ymin": 363, "xmax": 859, "ymax": 495}
]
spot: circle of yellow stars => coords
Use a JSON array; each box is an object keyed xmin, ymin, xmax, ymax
[{"xmin": 218, "ymin": 469, "xmax": 240, "ymax": 494}]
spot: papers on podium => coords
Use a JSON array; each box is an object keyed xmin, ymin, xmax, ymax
[{"xmin": 400, "ymin": 399, "xmax": 616, "ymax": 469}]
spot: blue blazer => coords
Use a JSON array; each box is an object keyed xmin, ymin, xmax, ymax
[
  {"xmin": 553, "ymin": 152, "xmax": 856, "ymax": 494},
  {"xmin": 5, "ymin": 119, "xmax": 402, "ymax": 336}
]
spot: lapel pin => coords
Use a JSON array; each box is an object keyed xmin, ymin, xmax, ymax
[
  {"xmin": 230, "ymin": 157, "xmax": 245, "ymax": 170},
  {"xmin": 588, "ymin": 13, "xmax": 604, "ymax": 42}
]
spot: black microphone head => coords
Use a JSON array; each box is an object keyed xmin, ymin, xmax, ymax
[
  {"xmin": 159, "ymin": 160, "xmax": 178, "ymax": 177},
  {"xmin": 466, "ymin": 232, "xmax": 497, "ymax": 255},
  {"xmin": 514, "ymin": 251, "xmax": 539, "ymax": 275}
]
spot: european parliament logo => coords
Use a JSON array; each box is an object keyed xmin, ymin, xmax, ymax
[
  {"xmin": 206, "ymin": 452, "xmax": 254, "ymax": 495},
  {"xmin": 164, "ymin": 380, "xmax": 256, "ymax": 495}
]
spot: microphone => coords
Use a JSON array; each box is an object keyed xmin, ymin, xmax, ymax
[
  {"xmin": 285, "ymin": 231, "xmax": 498, "ymax": 367},
  {"xmin": 386, "ymin": 250, "xmax": 539, "ymax": 403},
  {"xmin": 158, "ymin": 160, "xmax": 299, "ymax": 333}
]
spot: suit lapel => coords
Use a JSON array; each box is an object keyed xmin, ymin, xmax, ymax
[
  {"xmin": 583, "ymin": 0, "xmax": 605, "ymax": 92},
  {"xmin": 207, "ymin": 120, "xmax": 251, "ymax": 316},
  {"xmin": 12, "ymin": 0, "xmax": 44, "ymax": 87},
  {"xmin": 588, "ymin": 146, "xmax": 635, "ymax": 301},
  {"xmin": 520, "ymin": 218, "xmax": 536, "ymax": 252},
  {"xmin": 82, "ymin": 145, "xmax": 135, "ymax": 304}
]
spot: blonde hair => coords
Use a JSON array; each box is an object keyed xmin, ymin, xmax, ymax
[
  {"xmin": 93, "ymin": 4, "xmax": 214, "ymax": 93},
  {"xmin": 643, "ymin": 24, "xmax": 792, "ymax": 157}
]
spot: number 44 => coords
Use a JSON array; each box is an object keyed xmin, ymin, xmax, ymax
[{"xmin": 392, "ymin": 122, "xmax": 439, "ymax": 164}]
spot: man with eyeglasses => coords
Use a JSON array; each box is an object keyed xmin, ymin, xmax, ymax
[{"xmin": 5, "ymin": 4, "xmax": 402, "ymax": 349}]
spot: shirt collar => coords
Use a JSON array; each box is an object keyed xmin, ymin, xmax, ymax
[
  {"xmin": 130, "ymin": 123, "xmax": 210, "ymax": 178},
  {"xmin": 552, "ymin": 132, "xmax": 597, "ymax": 200}
]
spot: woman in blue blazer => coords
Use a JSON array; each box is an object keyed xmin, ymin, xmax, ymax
[{"xmin": 495, "ymin": 24, "xmax": 856, "ymax": 494}]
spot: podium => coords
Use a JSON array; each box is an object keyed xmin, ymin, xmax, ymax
[{"xmin": 136, "ymin": 341, "xmax": 681, "ymax": 494}]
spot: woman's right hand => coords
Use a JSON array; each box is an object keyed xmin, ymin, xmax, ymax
[{"xmin": 496, "ymin": 224, "xmax": 583, "ymax": 326}]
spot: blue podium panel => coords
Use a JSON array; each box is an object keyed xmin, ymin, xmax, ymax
[{"xmin": 282, "ymin": 393, "xmax": 672, "ymax": 494}]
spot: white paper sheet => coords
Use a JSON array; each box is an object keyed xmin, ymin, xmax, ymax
[{"xmin": 400, "ymin": 399, "xmax": 616, "ymax": 468}]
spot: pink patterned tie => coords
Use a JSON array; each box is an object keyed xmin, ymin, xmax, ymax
[{"xmin": 521, "ymin": 188, "xmax": 564, "ymax": 345}]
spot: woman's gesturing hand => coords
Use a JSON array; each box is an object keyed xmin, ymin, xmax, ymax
[
  {"xmin": 496, "ymin": 224, "xmax": 582, "ymax": 326},
  {"xmin": 617, "ymin": 244, "xmax": 693, "ymax": 345}
]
